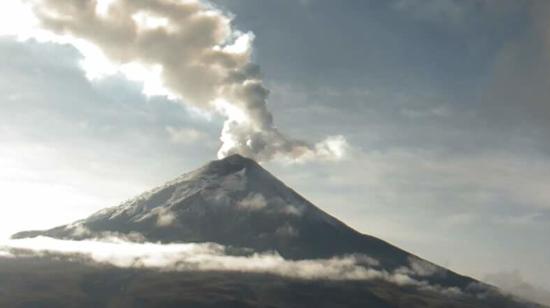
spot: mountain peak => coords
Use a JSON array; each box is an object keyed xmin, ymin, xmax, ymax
[
  {"xmin": 12, "ymin": 154, "xmax": 476, "ymax": 289},
  {"xmin": 200, "ymin": 154, "xmax": 259, "ymax": 176},
  {"xmin": 3, "ymin": 157, "xmax": 531, "ymax": 308},
  {"xmin": 220, "ymin": 153, "xmax": 254, "ymax": 163}
]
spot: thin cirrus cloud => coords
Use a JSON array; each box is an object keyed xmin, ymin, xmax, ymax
[{"xmin": 0, "ymin": 0, "xmax": 349, "ymax": 163}]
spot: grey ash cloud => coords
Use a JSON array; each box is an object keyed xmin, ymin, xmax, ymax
[{"xmin": 0, "ymin": 0, "xmax": 348, "ymax": 162}]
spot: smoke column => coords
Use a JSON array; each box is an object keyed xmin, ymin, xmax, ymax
[{"xmin": 0, "ymin": 0, "xmax": 348, "ymax": 162}]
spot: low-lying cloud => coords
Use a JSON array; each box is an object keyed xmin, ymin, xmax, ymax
[
  {"xmin": 0, "ymin": 0, "xmax": 348, "ymax": 162},
  {"xmin": 237, "ymin": 193, "xmax": 267, "ymax": 211},
  {"xmin": 1, "ymin": 236, "xmax": 466, "ymax": 296},
  {"xmin": 485, "ymin": 271, "xmax": 550, "ymax": 306}
]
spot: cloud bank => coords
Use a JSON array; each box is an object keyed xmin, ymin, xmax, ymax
[
  {"xmin": 0, "ymin": 0, "xmax": 347, "ymax": 162},
  {"xmin": 1, "ymin": 236, "xmax": 468, "ymax": 296}
]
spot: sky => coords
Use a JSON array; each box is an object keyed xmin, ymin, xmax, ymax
[{"xmin": 0, "ymin": 0, "xmax": 549, "ymax": 299}]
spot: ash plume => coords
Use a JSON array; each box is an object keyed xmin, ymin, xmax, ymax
[{"xmin": 0, "ymin": 0, "xmax": 348, "ymax": 162}]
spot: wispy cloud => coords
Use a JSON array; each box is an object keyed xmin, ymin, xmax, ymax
[{"xmin": 485, "ymin": 271, "xmax": 550, "ymax": 306}]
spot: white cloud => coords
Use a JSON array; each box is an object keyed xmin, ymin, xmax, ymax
[
  {"xmin": 0, "ymin": 2, "xmax": 38, "ymax": 38},
  {"xmin": 0, "ymin": 236, "xmax": 469, "ymax": 297},
  {"xmin": 281, "ymin": 205, "xmax": 303, "ymax": 216},
  {"xmin": 485, "ymin": 271, "xmax": 550, "ymax": 306},
  {"xmin": 398, "ymin": 257, "xmax": 443, "ymax": 277},
  {"xmin": 155, "ymin": 208, "xmax": 176, "ymax": 227},
  {"xmin": 237, "ymin": 193, "xmax": 267, "ymax": 210}
]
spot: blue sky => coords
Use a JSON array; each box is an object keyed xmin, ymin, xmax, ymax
[{"xmin": 0, "ymin": 0, "xmax": 549, "ymax": 301}]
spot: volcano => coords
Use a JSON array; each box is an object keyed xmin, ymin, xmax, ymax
[
  {"xmin": 8, "ymin": 154, "xmax": 544, "ymax": 307},
  {"xmin": 11, "ymin": 155, "xmax": 478, "ymax": 288}
]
